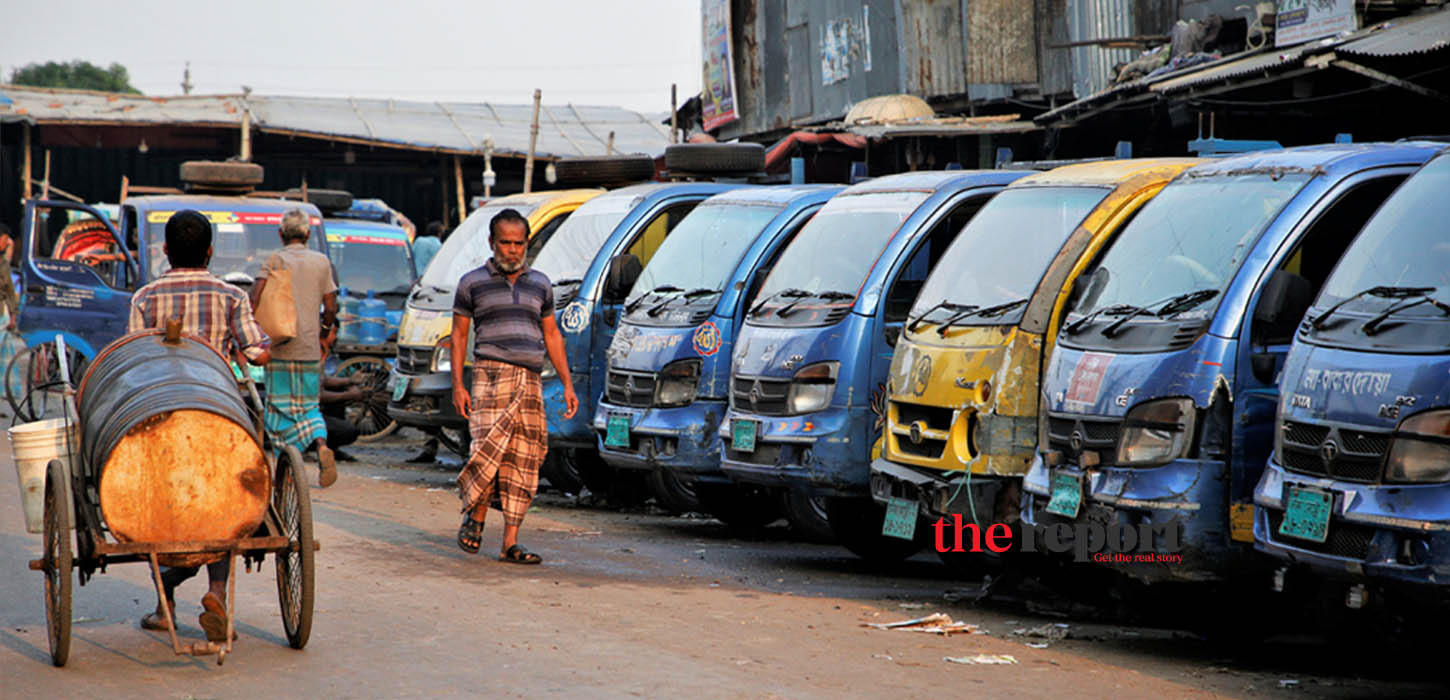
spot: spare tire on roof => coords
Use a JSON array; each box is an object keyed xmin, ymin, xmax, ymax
[
  {"xmin": 179, "ymin": 160, "xmax": 264, "ymax": 187},
  {"xmin": 286, "ymin": 188, "xmax": 353, "ymax": 214},
  {"xmin": 552, "ymin": 154, "xmax": 655, "ymax": 186},
  {"xmin": 664, "ymin": 142, "xmax": 765, "ymax": 174}
]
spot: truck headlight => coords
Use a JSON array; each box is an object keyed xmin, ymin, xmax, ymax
[
  {"xmin": 432, "ymin": 340, "xmax": 451, "ymax": 373},
  {"xmin": 1386, "ymin": 409, "xmax": 1450, "ymax": 483},
  {"xmin": 788, "ymin": 361, "xmax": 838, "ymax": 414},
  {"xmin": 655, "ymin": 359, "xmax": 701, "ymax": 408},
  {"xmin": 1116, "ymin": 397, "xmax": 1196, "ymax": 467}
]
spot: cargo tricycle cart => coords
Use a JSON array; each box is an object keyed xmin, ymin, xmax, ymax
[{"xmin": 27, "ymin": 325, "xmax": 317, "ymax": 666}]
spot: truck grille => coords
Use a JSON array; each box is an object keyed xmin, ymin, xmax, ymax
[
  {"xmin": 731, "ymin": 375, "xmax": 792, "ymax": 416},
  {"xmin": 605, "ymin": 369, "xmax": 658, "ymax": 407},
  {"xmin": 891, "ymin": 401, "xmax": 953, "ymax": 459},
  {"xmin": 1046, "ymin": 413, "xmax": 1121, "ymax": 467},
  {"xmin": 1279, "ymin": 419, "xmax": 1389, "ymax": 483},
  {"xmin": 1265, "ymin": 508, "xmax": 1374, "ymax": 560},
  {"xmin": 395, "ymin": 345, "xmax": 432, "ymax": 374}
]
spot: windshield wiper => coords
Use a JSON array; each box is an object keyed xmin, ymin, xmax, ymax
[
  {"xmin": 749, "ymin": 288, "xmax": 810, "ymax": 317},
  {"xmin": 778, "ymin": 290, "xmax": 853, "ymax": 318},
  {"xmin": 932, "ymin": 298, "xmax": 1031, "ymax": 337},
  {"xmin": 626, "ymin": 285, "xmax": 683, "ymax": 314},
  {"xmin": 1064, "ymin": 304, "xmax": 1139, "ymax": 335},
  {"xmin": 553, "ymin": 277, "xmax": 583, "ymax": 287},
  {"xmin": 683, "ymin": 287, "xmax": 721, "ymax": 298},
  {"xmin": 908, "ymin": 300, "xmax": 972, "ymax": 333},
  {"xmin": 1102, "ymin": 288, "xmax": 1219, "ymax": 337},
  {"xmin": 1311, "ymin": 286, "xmax": 1435, "ymax": 329},
  {"xmin": 1361, "ymin": 293, "xmax": 1450, "ymax": 335}
]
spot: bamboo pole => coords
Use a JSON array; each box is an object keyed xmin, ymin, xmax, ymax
[
  {"xmin": 40, "ymin": 150, "xmax": 51, "ymax": 200},
  {"xmin": 21, "ymin": 123, "xmax": 32, "ymax": 199},
  {"xmin": 240, "ymin": 109, "xmax": 252, "ymax": 161},
  {"xmin": 120, "ymin": 175, "xmax": 130, "ymax": 203},
  {"xmin": 670, "ymin": 84, "xmax": 678, "ymax": 144},
  {"xmin": 523, "ymin": 89, "xmax": 541, "ymax": 194},
  {"xmin": 453, "ymin": 155, "xmax": 466, "ymax": 225}
]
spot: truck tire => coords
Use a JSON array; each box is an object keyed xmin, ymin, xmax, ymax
[
  {"xmin": 645, "ymin": 470, "xmax": 701, "ymax": 514},
  {"xmin": 664, "ymin": 143, "xmax": 765, "ymax": 174},
  {"xmin": 784, "ymin": 490, "xmax": 835, "ymax": 543},
  {"xmin": 553, "ymin": 155, "xmax": 654, "ymax": 186},
  {"xmin": 179, "ymin": 161, "xmax": 264, "ymax": 187},
  {"xmin": 287, "ymin": 188, "xmax": 353, "ymax": 214},
  {"xmin": 694, "ymin": 482, "xmax": 783, "ymax": 532},
  {"xmin": 825, "ymin": 496, "xmax": 923, "ymax": 563}
]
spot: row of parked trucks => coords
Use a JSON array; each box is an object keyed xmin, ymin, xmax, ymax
[{"xmin": 388, "ymin": 140, "xmax": 1450, "ymax": 621}]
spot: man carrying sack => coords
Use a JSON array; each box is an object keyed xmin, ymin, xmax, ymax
[
  {"xmin": 252, "ymin": 208, "xmax": 340, "ymax": 488},
  {"xmin": 450, "ymin": 209, "xmax": 576, "ymax": 563}
]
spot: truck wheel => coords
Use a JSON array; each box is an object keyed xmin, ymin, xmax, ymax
[
  {"xmin": 784, "ymin": 490, "xmax": 835, "ymax": 543},
  {"xmin": 664, "ymin": 143, "xmax": 765, "ymax": 174},
  {"xmin": 694, "ymin": 482, "xmax": 783, "ymax": 532},
  {"xmin": 179, "ymin": 160, "xmax": 264, "ymax": 187},
  {"xmin": 825, "ymin": 496, "xmax": 923, "ymax": 562},
  {"xmin": 541, "ymin": 451, "xmax": 585, "ymax": 494},
  {"xmin": 645, "ymin": 470, "xmax": 700, "ymax": 514},
  {"xmin": 553, "ymin": 155, "xmax": 655, "ymax": 186}
]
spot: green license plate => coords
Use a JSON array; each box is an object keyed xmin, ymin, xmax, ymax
[
  {"xmin": 731, "ymin": 419, "xmax": 757, "ymax": 453},
  {"xmin": 605, "ymin": 414, "xmax": 631, "ymax": 448},
  {"xmin": 1045, "ymin": 472, "xmax": 1083, "ymax": 518},
  {"xmin": 881, "ymin": 496, "xmax": 918, "ymax": 540},
  {"xmin": 391, "ymin": 376, "xmax": 409, "ymax": 402},
  {"xmin": 1279, "ymin": 486, "xmax": 1332, "ymax": 543}
]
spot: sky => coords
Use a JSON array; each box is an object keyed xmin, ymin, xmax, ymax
[{"xmin": 0, "ymin": 0, "xmax": 702, "ymax": 113}]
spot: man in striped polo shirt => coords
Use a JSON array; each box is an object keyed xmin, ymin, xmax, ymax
[{"xmin": 450, "ymin": 208, "xmax": 577, "ymax": 562}]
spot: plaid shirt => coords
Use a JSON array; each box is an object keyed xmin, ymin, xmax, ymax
[{"xmin": 128, "ymin": 268, "xmax": 270, "ymax": 361}]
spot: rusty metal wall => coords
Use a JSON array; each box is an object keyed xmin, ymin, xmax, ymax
[
  {"xmin": 1067, "ymin": 0, "xmax": 1138, "ymax": 97},
  {"xmin": 1036, "ymin": 0, "xmax": 1076, "ymax": 98},
  {"xmin": 967, "ymin": 0, "xmax": 1040, "ymax": 87},
  {"xmin": 899, "ymin": 0, "xmax": 967, "ymax": 97}
]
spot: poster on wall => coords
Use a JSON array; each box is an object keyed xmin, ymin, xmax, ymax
[
  {"xmin": 701, "ymin": 0, "xmax": 739, "ymax": 131},
  {"xmin": 1275, "ymin": 0, "xmax": 1357, "ymax": 47}
]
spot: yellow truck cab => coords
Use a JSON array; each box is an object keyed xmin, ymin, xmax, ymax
[
  {"xmin": 869, "ymin": 159, "xmax": 1201, "ymax": 547},
  {"xmin": 388, "ymin": 188, "xmax": 602, "ymax": 454}
]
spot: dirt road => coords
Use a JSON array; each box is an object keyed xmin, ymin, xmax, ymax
[{"xmin": 1, "ymin": 435, "xmax": 1442, "ymax": 698}]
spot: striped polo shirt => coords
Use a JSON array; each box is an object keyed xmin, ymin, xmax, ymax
[{"xmin": 453, "ymin": 259, "xmax": 555, "ymax": 372}]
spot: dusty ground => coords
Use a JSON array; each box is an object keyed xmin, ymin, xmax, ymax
[{"xmin": 2, "ymin": 431, "xmax": 1444, "ymax": 698}]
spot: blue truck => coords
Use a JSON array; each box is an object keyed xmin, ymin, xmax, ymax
[
  {"xmin": 531, "ymin": 181, "xmax": 748, "ymax": 492},
  {"xmin": 715, "ymin": 170, "xmax": 1032, "ymax": 558},
  {"xmin": 1020, "ymin": 142, "xmax": 1444, "ymax": 583},
  {"xmin": 590, "ymin": 185, "xmax": 844, "ymax": 524},
  {"xmin": 1253, "ymin": 147, "xmax": 1450, "ymax": 601}
]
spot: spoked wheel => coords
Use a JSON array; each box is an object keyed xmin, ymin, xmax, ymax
[
  {"xmin": 42, "ymin": 459, "xmax": 73, "ymax": 667},
  {"xmin": 333, "ymin": 355, "xmax": 397, "ymax": 442},
  {"xmin": 6, "ymin": 341, "xmax": 86, "ymax": 422},
  {"xmin": 273, "ymin": 446, "xmax": 315, "ymax": 649}
]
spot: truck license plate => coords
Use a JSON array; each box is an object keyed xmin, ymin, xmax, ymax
[
  {"xmin": 881, "ymin": 496, "xmax": 918, "ymax": 540},
  {"xmin": 605, "ymin": 414, "xmax": 631, "ymax": 449},
  {"xmin": 1045, "ymin": 471, "xmax": 1083, "ymax": 519},
  {"xmin": 731, "ymin": 419, "xmax": 757, "ymax": 453},
  {"xmin": 391, "ymin": 376, "xmax": 409, "ymax": 402},
  {"xmin": 1279, "ymin": 486, "xmax": 1332, "ymax": 543}
]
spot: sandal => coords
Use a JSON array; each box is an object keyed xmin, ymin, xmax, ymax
[
  {"xmin": 199, "ymin": 592, "xmax": 236, "ymax": 642},
  {"xmin": 140, "ymin": 611, "xmax": 171, "ymax": 631},
  {"xmin": 457, "ymin": 516, "xmax": 484, "ymax": 554},
  {"xmin": 499, "ymin": 544, "xmax": 542, "ymax": 565}
]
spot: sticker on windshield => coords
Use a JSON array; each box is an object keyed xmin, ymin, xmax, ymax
[
  {"xmin": 1064, "ymin": 352, "xmax": 1114, "ymax": 409},
  {"xmin": 560, "ymin": 302, "xmax": 589, "ymax": 333},
  {"xmin": 692, "ymin": 321, "xmax": 722, "ymax": 356}
]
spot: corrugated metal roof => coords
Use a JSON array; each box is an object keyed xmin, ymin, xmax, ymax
[
  {"xmin": 1338, "ymin": 7, "xmax": 1450, "ymax": 57},
  {"xmin": 1149, "ymin": 47, "xmax": 1309, "ymax": 93},
  {"xmin": 0, "ymin": 85, "xmax": 672, "ymax": 158}
]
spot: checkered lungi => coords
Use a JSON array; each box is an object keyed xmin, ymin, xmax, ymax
[
  {"xmin": 458, "ymin": 359, "xmax": 547, "ymax": 527},
  {"xmin": 264, "ymin": 359, "xmax": 327, "ymax": 456}
]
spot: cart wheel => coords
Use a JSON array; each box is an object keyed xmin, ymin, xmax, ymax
[
  {"xmin": 42, "ymin": 459, "xmax": 73, "ymax": 667},
  {"xmin": 273, "ymin": 446, "xmax": 315, "ymax": 649},
  {"xmin": 6, "ymin": 342, "xmax": 87, "ymax": 422},
  {"xmin": 333, "ymin": 355, "xmax": 398, "ymax": 442}
]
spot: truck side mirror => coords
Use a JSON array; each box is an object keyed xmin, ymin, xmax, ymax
[
  {"xmin": 602, "ymin": 253, "xmax": 641, "ymax": 305},
  {"xmin": 1252, "ymin": 269, "xmax": 1313, "ymax": 346}
]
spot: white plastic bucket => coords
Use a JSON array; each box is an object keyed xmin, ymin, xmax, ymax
[{"xmin": 9, "ymin": 418, "xmax": 78, "ymax": 534}]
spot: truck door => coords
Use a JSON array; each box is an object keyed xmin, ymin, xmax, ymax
[
  {"xmin": 1232, "ymin": 174, "xmax": 1409, "ymax": 508},
  {"xmin": 19, "ymin": 199, "xmax": 137, "ymax": 359}
]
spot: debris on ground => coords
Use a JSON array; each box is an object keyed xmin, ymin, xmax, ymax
[
  {"xmin": 1025, "ymin": 642, "xmax": 1050, "ymax": 649},
  {"xmin": 944, "ymin": 654, "xmax": 1018, "ymax": 665},
  {"xmin": 897, "ymin": 602, "xmax": 927, "ymax": 609},
  {"xmin": 861, "ymin": 612, "xmax": 985, "ymax": 636},
  {"xmin": 1011, "ymin": 623, "xmax": 1070, "ymax": 640}
]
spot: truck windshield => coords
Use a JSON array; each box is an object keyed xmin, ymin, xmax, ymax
[
  {"xmin": 627, "ymin": 202, "xmax": 783, "ymax": 307},
  {"xmin": 418, "ymin": 201, "xmax": 542, "ymax": 290},
  {"xmin": 326, "ymin": 224, "xmax": 415, "ymax": 302},
  {"xmin": 1318, "ymin": 155, "xmax": 1450, "ymax": 320},
  {"xmin": 910, "ymin": 187, "xmax": 1107, "ymax": 327},
  {"xmin": 530, "ymin": 193, "xmax": 638, "ymax": 284},
  {"xmin": 1069, "ymin": 173, "xmax": 1312, "ymax": 323},
  {"xmin": 752, "ymin": 191, "xmax": 929, "ymax": 314},
  {"xmin": 145, "ymin": 213, "xmax": 327, "ymax": 281}
]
